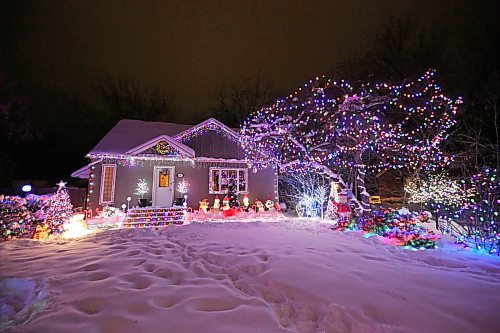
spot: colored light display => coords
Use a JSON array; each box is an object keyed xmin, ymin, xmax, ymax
[
  {"xmin": 334, "ymin": 208, "xmax": 439, "ymax": 250},
  {"xmin": 439, "ymin": 168, "xmax": 499, "ymax": 255},
  {"xmin": 173, "ymin": 118, "xmax": 239, "ymax": 143},
  {"xmin": 240, "ymin": 70, "xmax": 461, "ymax": 202}
]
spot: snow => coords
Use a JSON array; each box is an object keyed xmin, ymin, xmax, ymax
[
  {"xmin": 89, "ymin": 119, "xmax": 192, "ymax": 155},
  {"xmin": 0, "ymin": 220, "xmax": 499, "ymax": 333},
  {"xmin": 0, "ymin": 278, "xmax": 47, "ymax": 331}
]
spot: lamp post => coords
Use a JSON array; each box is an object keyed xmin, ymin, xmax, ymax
[{"xmin": 126, "ymin": 196, "xmax": 131, "ymax": 211}]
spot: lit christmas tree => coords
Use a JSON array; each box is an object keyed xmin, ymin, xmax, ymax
[
  {"xmin": 43, "ymin": 181, "xmax": 73, "ymax": 235},
  {"xmin": 226, "ymin": 177, "xmax": 240, "ymax": 209}
]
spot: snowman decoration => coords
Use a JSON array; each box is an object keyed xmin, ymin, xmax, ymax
[{"xmin": 212, "ymin": 196, "xmax": 221, "ymax": 211}]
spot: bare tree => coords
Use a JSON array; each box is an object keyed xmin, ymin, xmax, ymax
[
  {"xmin": 0, "ymin": 65, "xmax": 33, "ymax": 185},
  {"xmin": 211, "ymin": 74, "xmax": 275, "ymax": 127},
  {"xmin": 335, "ymin": 15, "xmax": 448, "ymax": 83},
  {"xmin": 96, "ymin": 77, "xmax": 172, "ymax": 122}
]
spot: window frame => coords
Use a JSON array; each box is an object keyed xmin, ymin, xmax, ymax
[
  {"xmin": 209, "ymin": 167, "xmax": 248, "ymax": 194},
  {"xmin": 99, "ymin": 164, "xmax": 117, "ymax": 205}
]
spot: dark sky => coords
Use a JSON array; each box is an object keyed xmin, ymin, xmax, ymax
[{"xmin": 2, "ymin": 0, "xmax": 460, "ymax": 121}]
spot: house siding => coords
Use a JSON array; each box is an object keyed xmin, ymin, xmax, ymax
[
  {"xmin": 88, "ymin": 160, "xmax": 277, "ymax": 211},
  {"xmin": 181, "ymin": 131, "xmax": 245, "ymax": 159}
]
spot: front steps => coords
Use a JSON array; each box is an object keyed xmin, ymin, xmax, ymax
[{"xmin": 123, "ymin": 207, "xmax": 185, "ymax": 228}]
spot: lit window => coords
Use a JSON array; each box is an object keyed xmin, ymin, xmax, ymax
[
  {"xmin": 209, "ymin": 168, "xmax": 248, "ymax": 194},
  {"xmin": 100, "ymin": 164, "xmax": 116, "ymax": 204}
]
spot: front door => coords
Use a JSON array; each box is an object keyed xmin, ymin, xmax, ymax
[{"xmin": 153, "ymin": 166, "xmax": 174, "ymax": 207}]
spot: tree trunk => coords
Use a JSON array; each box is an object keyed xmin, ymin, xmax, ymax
[{"xmin": 355, "ymin": 153, "xmax": 371, "ymax": 212}]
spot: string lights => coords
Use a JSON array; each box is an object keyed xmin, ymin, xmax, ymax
[
  {"xmin": 173, "ymin": 118, "xmax": 239, "ymax": 143},
  {"xmin": 334, "ymin": 208, "xmax": 439, "ymax": 250},
  {"xmin": 405, "ymin": 173, "xmax": 476, "ymax": 208},
  {"xmin": 439, "ymin": 168, "xmax": 499, "ymax": 255},
  {"xmin": 240, "ymin": 70, "xmax": 461, "ymax": 206}
]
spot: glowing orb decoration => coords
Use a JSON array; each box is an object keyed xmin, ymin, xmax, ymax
[
  {"xmin": 21, "ymin": 184, "xmax": 32, "ymax": 193},
  {"xmin": 62, "ymin": 214, "xmax": 93, "ymax": 239}
]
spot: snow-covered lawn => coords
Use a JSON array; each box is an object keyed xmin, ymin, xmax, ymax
[{"xmin": 1, "ymin": 221, "xmax": 499, "ymax": 333}]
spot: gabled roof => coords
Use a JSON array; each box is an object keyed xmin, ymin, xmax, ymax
[
  {"xmin": 126, "ymin": 134, "xmax": 195, "ymax": 158},
  {"xmin": 88, "ymin": 118, "xmax": 239, "ymax": 157},
  {"xmin": 173, "ymin": 118, "xmax": 239, "ymax": 142},
  {"xmin": 88, "ymin": 119, "xmax": 192, "ymax": 156}
]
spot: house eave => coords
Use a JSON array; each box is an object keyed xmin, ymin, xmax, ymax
[
  {"xmin": 71, "ymin": 160, "xmax": 101, "ymax": 179},
  {"xmin": 86, "ymin": 153, "xmax": 195, "ymax": 162},
  {"xmin": 173, "ymin": 118, "xmax": 239, "ymax": 142}
]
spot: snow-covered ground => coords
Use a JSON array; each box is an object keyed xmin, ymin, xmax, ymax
[{"xmin": 1, "ymin": 220, "xmax": 499, "ymax": 333}]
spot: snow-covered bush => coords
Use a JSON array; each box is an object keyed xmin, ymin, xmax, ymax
[
  {"xmin": 334, "ymin": 208, "xmax": 439, "ymax": 249},
  {"xmin": 0, "ymin": 195, "xmax": 34, "ymax": 240},
  {"xmin": 0, "ymin": 188, "xmax": 73, "ymax": 241}
]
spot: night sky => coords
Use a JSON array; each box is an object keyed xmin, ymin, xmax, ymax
[
  {"xmin": 0, "ymin": 0, "xmax": 497, "ymax": 184},
  {"xmin": 2, "ymin": 0, "xmax": 465, "ymax": 119}
]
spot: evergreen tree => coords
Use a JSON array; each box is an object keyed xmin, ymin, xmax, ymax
[
  {"xmin": 43, "ymin": 186, "xmax": 73, "ymax": 235},
  {"xmin": 227, "ymin": 177, "xmax": 240, "ymax": 209}
]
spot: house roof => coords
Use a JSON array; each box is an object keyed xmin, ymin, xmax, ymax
[
  {"xmin": 71, "ymin": 160, "xmax": 100, "ymax": 179},
  {"xmin": 88, "ymin": 119, "xmax": 194, "ymax": 156},
  {"xmin": 126, "ymin": 134, "xmax": 195, "ymax": 158}
]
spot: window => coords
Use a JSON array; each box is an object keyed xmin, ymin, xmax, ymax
[
  {"xmin": 159, "ymin": 170, "xmax": 170, "ymax": 187},
  {"xmin": 100, "ymin": 164, "xmax": 116, "ymax": 204},
  {"xmin": 209, "ymin": 168, "xmax": 248, "ymax": 194}
]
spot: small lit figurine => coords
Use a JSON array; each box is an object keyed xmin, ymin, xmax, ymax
[
  {"xmin": 199, "ymin": 198, "xmax": 209, "ymax": 213},
  {"xmin": 255, "ymin": 199, "xmax": 264, "ymax": 212},
  {"xmin": 265, "ymin": 196, "xmax": 274, "ymax": 211},
  {"xmin": 222, "ymin": 196, "xmax": 230, "ymax": 211},
  {"xmin": 242, "ymin": 193, "xmax": 250, "ymax": 212},
  {"xmin": 212, "ymin": 195, "xmax": 221, "ymax": 210},
  {"xmin": 334, "ymin": 192, "xmax": 350, "ymax": 216},
  {"xmin": 32, "ymin": 223, "xmax": 50, "ymax": 240}
]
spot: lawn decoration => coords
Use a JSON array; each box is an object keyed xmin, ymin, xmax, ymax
[
  {"xmin": 199, "ymin": 199, "xmax": 209, "ymax": 213},
  {"xmin": 32, "ymin": 223, "xmax": 49, "ymax": 240},
  {"xmin": 212, "ymin": 196, "xmax": 221, "ymax": 210},
  {"xmin": 62, "ymin": 213, "xmax": 93, "ymax": 239},
  {"xmin": 333, "ymin": 208, "xmax": 439, "ymax": 250},
  {"xmin": 265, "ymin": 196, "xmax": 275, "ymax": 211},
  {"xmin": 243, "ymin": 193, "xmax": 250, "ymax": 212},
  {"xmin": 255, "ymin": 199, "xmax": 264, "ymax": 212},
  {"xmin": 134, "ymin": 179, "xmax": 149, "ymax": 207}
]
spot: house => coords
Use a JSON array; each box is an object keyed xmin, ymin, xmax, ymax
[{"xmin": 72, "ymin": 118, "xmax": 278, "ymax": 212}]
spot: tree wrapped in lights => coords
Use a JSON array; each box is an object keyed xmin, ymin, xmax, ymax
[
  {"xmin": 441, "ymin": 169, "xmax": 499, "ymax": 255},
  {"xmin": 405, "ymin": 173, "xmax": 476, "ymax": 225},
  {"xmin": 241, "ymin": 70, "xmax": 460, "ymax": 214},
  {"xmin": 176, "ymin": 180, "xmax": 190, "ymax": 208},
  {"xmin": 134, "ymin": 179, "xmax": 149, "ymax": 198},
  {"xmin": 280, "ymin": 172, "xmax": 330, "ymax": 218}
]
